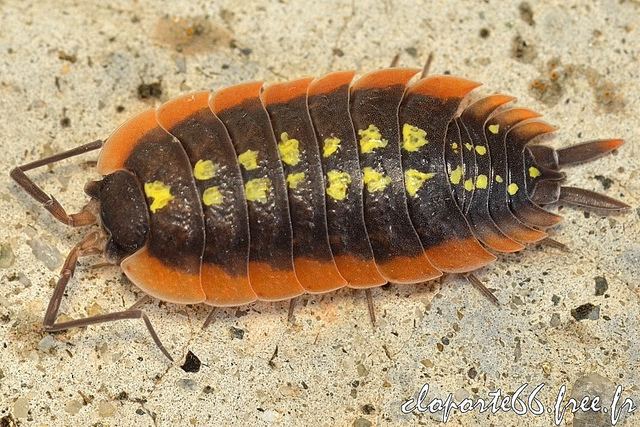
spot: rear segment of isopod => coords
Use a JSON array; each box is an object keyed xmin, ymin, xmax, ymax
[
  {"xmin": 399, "ymin": 76, "xmax": 496, "ymax": 273},
  {"xmin": 458, "ymin": 95, "xmax": 524, "ymax": 253}
]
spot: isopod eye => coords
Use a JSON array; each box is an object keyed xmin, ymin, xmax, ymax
[{"xmin": 84, "ymin": 180, "xmax": 103, "ymax": 199}]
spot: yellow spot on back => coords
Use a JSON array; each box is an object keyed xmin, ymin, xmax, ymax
[
  {"xmin": 245, "ymin": 178, "xmax": 271, "ymax": 203},
  {"xmin": 476, "ymin": 174, "xmax": 488, "ymax": 189},
  {"xmin": 508, "ymin": 183, "xmax": 519, "ymax": 195},
  {"xmin": 323, "ymin": 137, "xmax": 341, "ymax": 158},
  {"xmin": 358, "ymin": 124, "xmax": 388, "ymax": 153},
  {"xmin": 449, "ymin": 165, "xmax": 463, "ymax": 185},
  {"xmin": 144, "ymin": 181, "xmax": 174, "ymax": 213},
  {"xmin": 326, "ymin": 170, "xmax": 352, "ymax": 201},
  {"xmin": 404, "ymin": 169, "xmax": 436, "ymax": 197},
  {"xmin": 464, "ymin": 143, "xmax": 473, "ymax": 151},
  {"xmin": 451, "ymin": 142, "xmax": 459, "ymax": 153},
  {"xmin": 464, "ymin": 179, "xmax": 475, "ymax": 191},
  {"xmin": 475, "ymin": 145, "xmax": 487, "ymax": 156},
  {"xmin": 362, "ymin": 167, "xmax": 391, "ymax": 193},
  {"xmin": 286, "ymin": 172, "xmax": 305, "ymax": 189},
  {"xmin": 238, "ymin": 150, "xmax": 259, "ymax": 171},
  {"xmin": 278, "ymin": 132, "xmax": 301, "ymax": 166},
  {"xmin": 528, "ymin": 166, "xmax": 541, "ymax": 178},
  {"xmin": 495, "ymin": 175, "xmax": 504, "ymax": 183},
  {"xmin": 488, "ymin": 124, "xmax": 500, "ymax": 134},
  {"xmin": 402, "ymin": 123, "xmax": 429, "ymax": 152},
  {"xmin": 202, "ymin": 186, "xmax": 224, "ymax": 206},
  {"xmin": 193, "ymin": 159, "xmax": 217, "ymax": 180}
]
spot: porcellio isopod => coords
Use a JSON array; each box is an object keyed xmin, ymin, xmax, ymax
[{"xmin": 10, "ymin": 60, "xmax": 630, "ymax": 361}]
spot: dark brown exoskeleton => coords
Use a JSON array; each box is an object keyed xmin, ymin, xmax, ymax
[{"xmin": 10, "ymin": 57, "xmax": 630, "ymax": 361}]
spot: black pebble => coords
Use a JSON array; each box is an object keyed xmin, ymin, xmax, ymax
[
  {"xmin": 180, "ymin": 350, "xmax": 201, "ymax": 373},
  {"xmin": 571, "ymin": 303, "xmax": 600, "ymax": 321},
  {"xmin": 137, "ymin": 82, "xmax": 163, "ymax": 100}
]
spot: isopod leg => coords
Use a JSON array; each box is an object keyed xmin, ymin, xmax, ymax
[
  {"xmin": 9, "ymin": 140, "xmax": 103, "ymax": 226},
  {"xmin": 464, "ymin": 273, "xmax": 499, "ymax": 306},
  {"xmin": 43, "ymin": 232, "xmax": 173, "ymax": 361},
  {"xmin": 128, "ymin": 294, "xmax": 152, "ymax": 310},
  {"xmin": 202, "ymin": 307, "xmax": 217, "ymax": 330},
  {"xmin": 287, "ymin": 297, "xmax": 298, "ymax": 324},
  {"xmin": 420, "ymin": 52, "xmax": 435, "ymax": 78},
  {"xmin": 365, "ymin": 289, "xmax": 376, "ymax": 327},
  {"xmin": 538, "ymin": 237, "xmax": 569, "ymax": 252},
  {"xmin": 389, "ymin": 53, "xmax": 400, "ymax": 68}
]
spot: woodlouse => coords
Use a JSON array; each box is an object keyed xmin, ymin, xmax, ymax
[{"xmin": 10, "ymin": 60, "xmax": 630, "ymax": 361}]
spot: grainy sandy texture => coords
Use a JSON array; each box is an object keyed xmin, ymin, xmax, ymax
[{"xmin": 0, "ymin": 0, "xmax": 639, "ymax": 426}]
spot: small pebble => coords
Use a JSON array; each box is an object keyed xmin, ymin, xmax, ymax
[
  {"xmin": 176, "ymin": 378, "xmax": 197, "ymax": 391},
  {"xmin": 571, "ymin": 303, "xmax": 600, "ymax": 321},
  {"xmin": 421, "ymin": 359, "xmax": 434, "ymax": 368},
  {"xmin": 258, "ymin": 409, "xmax": 280, "ymax": 423},
  {"xmin": 137, "ymin": 82, "xmax": 162, "ymax": 99},
  {"xmin": 594, "ymin": 276, "xmax": 608, "ymax": 296},
  {"xmin": 37, "ymin": 334, "xmax": 58, "ymax": 352},
  {"xmin": 571, "ymin": 373, "xmax": 619, "ymax": 426},
  {"xmin": 594, "ymin": 175, "xmax": 614, "ymax": 190},
  {"xmin": 86, "ymin": 301, "xmax": 103, "ymax": 317},
  {"xmin": 181, "ymin": 350, "xmax": 201, "ymax": 373},
  {"xmin": 361, "ymin": 404, "xmax": 375, "ymax": 414},
  {"xmin": 356, "ymin": 362, "xmax": 369, "ymax": 377},
  {"xmin": 549, "ymin": 313, "xmax": 561, "ymax": 327},
  {"xmin": 26, "ymin": 238, "xmax": 63, "ymax": 271},
  {"xmin": 13, "ymin": 397, "xmax": 29, "ymax": 419},
  {"xmin": 353, "ymin": 417, "xmax": 372, "ymax": 427},
  {"xmin": 175, "ymin": 56, "xmax": 186, "ymax": 74},
  {"xmin": 0, "ymin": 242, "xmax": 15, "ymax": 268},
  {"xmin": 97, "ymin": 401, "xmax": 116, "ymax": 418},
  {"xmin": 229, "ymin": 326, "xmax": 245, "ymax": 339},
  {"xmin": 467, "ymin": 367, "xmax": 477, "ymax": 379},
  {"xmin": 65, "ymin": 399, "xmax": 83, "ymax": 415}
]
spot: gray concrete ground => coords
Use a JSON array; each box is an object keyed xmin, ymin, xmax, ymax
[{"xmin": 0, "ymin": 0, "xmax": 638, "ymax": 425}]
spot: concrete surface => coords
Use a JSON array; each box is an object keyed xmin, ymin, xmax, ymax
[{"xmin": 0, "ymin": 0, "xmax": 639, "ymax": 425}]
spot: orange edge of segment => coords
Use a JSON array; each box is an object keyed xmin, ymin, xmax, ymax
[
  {"xmin": 474, "ymin": 94, "xmax": 516, "ymax": 117},
  {"xmin": 490, "ymin": 108, "xmax": 542, "ymax": 128},
  {"xmin": 376, "ymin": 255, "xmax": 442, "ymax": 284},
  {"xmin": 510, "ymin": 121, "xmax": 557, "ymax": 142},
  {"xmin": 480, "ymin": 232, "xmax": 525, "ymax": 254},
  {"xmin": 409, "ymin": 75, "xmax": 482, "ymax": 100},
  {"xmin": 200, "ymin": 263, "xmax": 257, "ymax": 307},
  {"xmin": 332, "ymin": 254, "xmax": 387, "ymax": 289},
  {"xmin": 248, "ymin": 262, "xmax": 305, "ymax": 301},
  {"xmin": 506, "ymin": 225, "xmax": 548, "ymax": 244},
  {"xmin": 210, "ymin": 81, "xmax": 264, "ymax": 113},
  {"xmin": 351, "ymin": 68, "xmax": 421, "ymax": 90},
  {"xmin": 520, "ymin": 209, "xmax": 564, "ymax": 228},
  {"xmin": 308, "ymin": 70, "xmax": 356, "ymax": 96},
  {"xmin": 156, "ymin": 91, "xmax": 211, "ymax": 131},
  {"xmin": 424, "ymin": 238, "xmax": 496, "ymax": 273},
  {"xmin": 293, "ymin": 257, "xmax": 347, "ymax": 294},
  {"xmin": 97, "ymin": 109, "xmax": 158, "ymax": 175},
  {"xmin": 262, "ymin": 77, "xmax": 314, "ymax": 105},
  {"xmin": 121, "ymin": 247, "xmax": 205, "ymax": 305}
]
